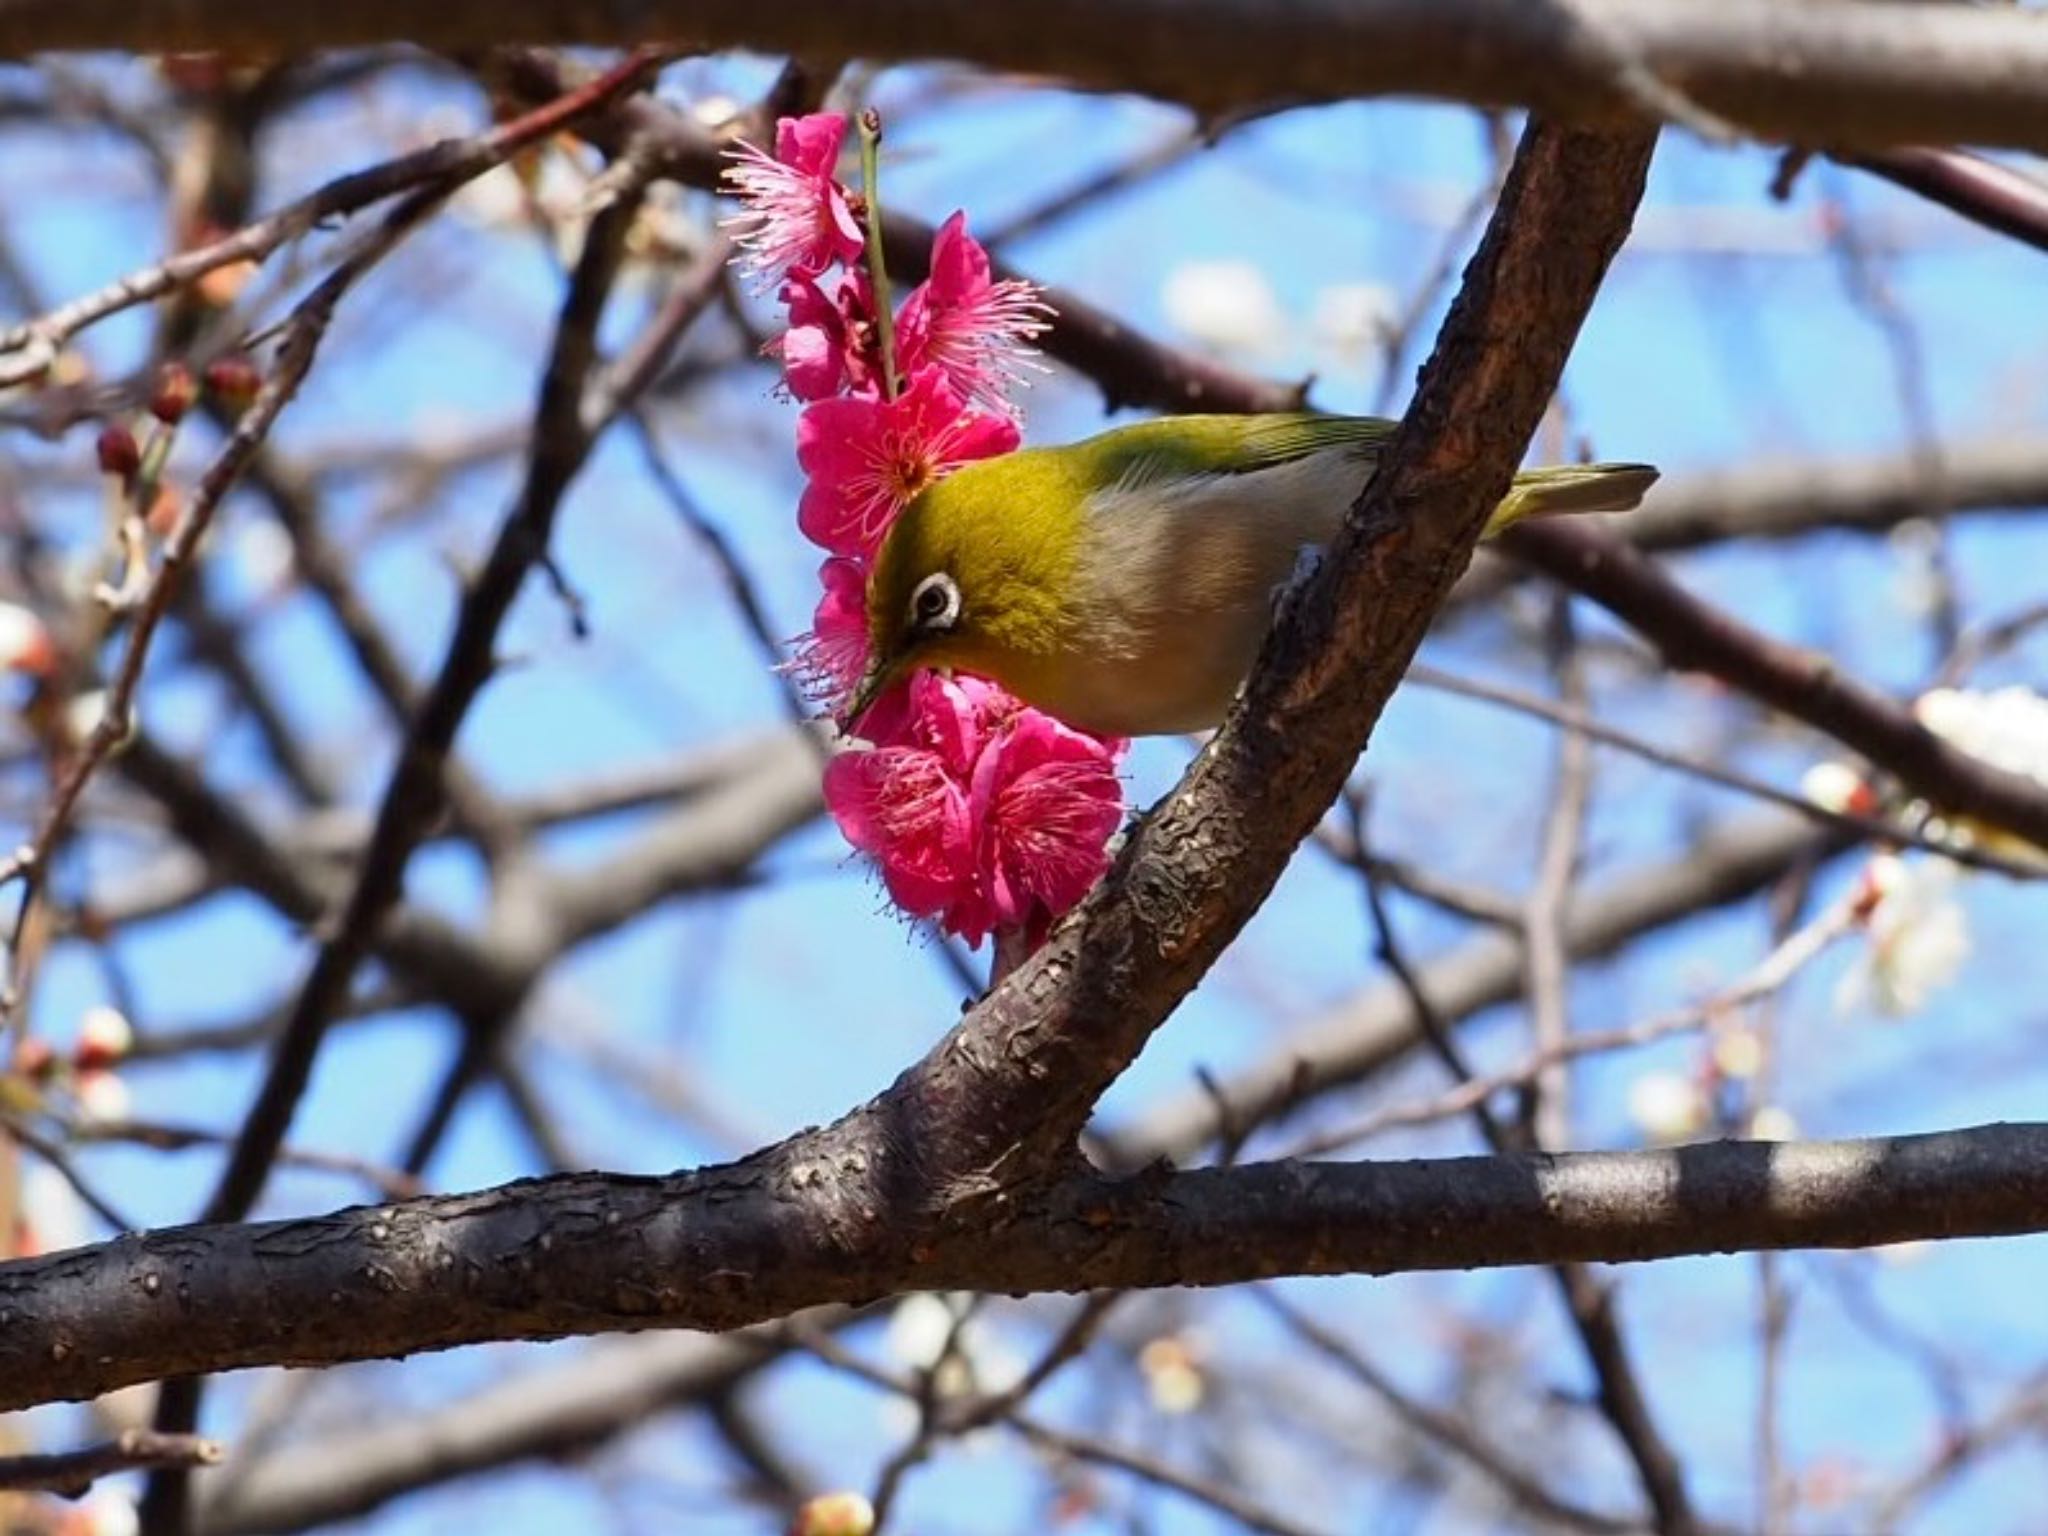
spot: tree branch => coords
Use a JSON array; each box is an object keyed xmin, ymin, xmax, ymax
[
  {"xmin": 885, "ymin": 118, "xmax": 1658, "ymax": 1205},
  {"xmin": 1, "ymin": 1123, "xmax": 2042, "ymax": 1410},
  {"xmin": 196, "ymin": 1332, "xmax": 785, "ymax": 1533},
  {"xmin": 1503, "ymin": 520, "xmax": 2048, "ymax": 850},
  {"xmin": 1841, "ymin": 147, "xmax": 2048, "ymax": 257},
  {"xmin": 8, "ymin": 2, "xmax": 2048, "ymax": 153},
  {"xmin": 0, "ymin": 1430, "xmax": 223, "ymax": 1497}
]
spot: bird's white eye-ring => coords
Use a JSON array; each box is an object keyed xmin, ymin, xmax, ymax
[{"xmin": 909, "ymin": 572, "xmax": 961, "ymax": 633}]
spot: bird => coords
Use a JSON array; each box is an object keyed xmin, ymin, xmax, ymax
[{"xmin": 844, "ymin": 413, "xmax": 1656, "ymax": 738}]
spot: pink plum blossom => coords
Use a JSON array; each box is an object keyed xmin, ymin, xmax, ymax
[
  {"xmin": 789, "ymin": 557, "xmax": 873, "ymax": 706},
  {"xmin": 771, "ymin": 271, "xmax": 878, "ymax": 402},
  {"xmin": 896, "ymin": 213, "xmax": 1051, "ymax": 417},
  {"xmin": 824, "ymin": 672, "xmax": 1124, "ymax": 948},
  {"xmin": 823, "ymin": 671, "xmax": 987, "ymax": 919},
  {"xmin": 961, "ymin": 708, "xmax": 1125, "ymax": 947},
  {"xmin": 736, "ymin": 123, "xmax": 1126, "ymax": 953},
  {"xmin": 825, "ymin": 740, "xmax": 973, "ymax": 921},
  {"xmin": 722, "ymin": 113, "xmax": 865, "ymax": 287},
  {"xmin": 796, "ymin": 367, "xmax": 1018, "ymax": 559}
]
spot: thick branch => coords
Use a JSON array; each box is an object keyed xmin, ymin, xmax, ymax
[
  {"xmin": 8, "ymin": 2, "xmax": 2048, "ymax": 153},
  {"xmin": 1505, "ymin": 521, "xmax": 2048, "ymax": 849},
  {"xmin": 1, "ymin": 1123, "xmax": 2041, "ymax": 1410}
]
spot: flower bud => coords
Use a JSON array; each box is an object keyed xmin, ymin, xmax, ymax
[
  {"xmin": 150, "ymin": 361, "xmax": 197, "ymax": 424},
  {"xmin": 11, "ymin": 1036, "xmax": 57, "ymax": 1082},
  {"xmin": 1627, "ymin": 1070, "xmax": 1708, "ymax": 1145},
  {"xmin": 75, "ymin": 1067, "xmax": 131, "ymax": 1125},
  {"xmin": 204, "ymin": 355, "xmax": 262, "ymax": 412},
  {"xmin": 74, "ymin": 1005, "xmax": 134, "ymax": 1072},
  {"xmin": 95, "ymin": 423, "xmax": 141, "ymax": 480},
  {"xmin": 791, "ymin": 1494, "xmax": 874, "ymax": 1536},
  {"xmin": 0, "ymin": 603, "xmax": 56, "ymax": 676}
]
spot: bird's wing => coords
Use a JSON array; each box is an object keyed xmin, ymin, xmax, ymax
[{"xmin": 1090, "ymin": 414, "xmax": 1396, "ymax": 495}]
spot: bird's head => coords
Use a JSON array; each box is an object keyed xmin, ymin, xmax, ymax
[{"xmin": 841, "ymin": 446, "xmax": 1089, "ymax": 728}]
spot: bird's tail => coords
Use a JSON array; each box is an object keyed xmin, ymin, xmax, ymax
[{"xmin": 1485, "ymin": 462, "xmax": 1659, "ymax": 536}]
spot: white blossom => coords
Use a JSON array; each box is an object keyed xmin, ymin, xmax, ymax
[
  {"xmin": 0, "ymin": 601, "xmax": 50, "ymax": 672},
  {"xmin": 1139, "ymin": 1334, "xmax": 1206, "ymax": 1414},
  {"xmin": 1627, "ymin": 1070, "xmax": 1708, "ymax": 1144},
  {"xmin": 1914, "ymin": 685, "xmax": 2048, "ymax": 785},
  {"xmin": 1800, "ymin": 761, "xmax": 1868, "ymax": 815},
  {"xmin": 1309, "ymin": 281, "xmax": 1397, "ymax": 368},
  {"xmin": 1161, "ymin": 259, "xmax": 1288, "ymax": 360},
  {"xmin": 881, "ymin": 1292, "xmax": 1025, "ymax": 1434},
  {"xmin": 1748, "ymin": 1106, "xmax": 1799, "ymax": 1141},
  {"xmin": 77, "ymin": 1004, "xmax": 134, "ymax": 1063},
  {"xmin": 77, "ymin": 1489, "xmax": 141, "ymax": 1536},
  {"xmin": 74, "ymin": 1068, "xmax": 131, "ymax": 1126},
  {"xmin": 1711, "ymin": 1026, "xmax": 1765, "ymax": 1081},
  {"xmin": 1835, "ymin": 854, "xmax": 1969, "ymax": 1018},
  {"xmin": 63, "ymin": 689, "xmax": 111, "ymax": 745}
]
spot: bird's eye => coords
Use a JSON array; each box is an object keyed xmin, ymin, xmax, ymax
[{"xmin": 909, "ymin": 572, "xmax": 961, "ymax": 633}]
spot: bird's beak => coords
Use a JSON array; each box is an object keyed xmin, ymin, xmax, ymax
[{"xmin": 837, "ymin": 654, "xmax": 902, "ymax": 737}]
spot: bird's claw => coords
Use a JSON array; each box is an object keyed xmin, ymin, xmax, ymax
[{"xmin": 1270, "ymin": 543, "xmax": 1324, "ymax": 619}]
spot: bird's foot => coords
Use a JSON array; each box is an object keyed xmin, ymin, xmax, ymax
[{"xmin": 1270, "ymin": 543, "xmax": 1324, "ymax": 619}]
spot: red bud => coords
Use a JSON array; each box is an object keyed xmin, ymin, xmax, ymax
[
  {"xmin": 203, "ymin": 355, "xmax": 262, "ymax": 412},
  {"xmin": 150, "ymin": 361, "xmax": 197, "ymax": 424},
  {"xmin": 95, "ymin": 423, "xmax": 141, "ymax": 480},
  {"xmin": 73, "ymin": 1006, "xmax": 133, "ymax": 1072}
]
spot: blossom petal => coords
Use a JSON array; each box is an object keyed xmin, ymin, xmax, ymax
[
  {"xmin": 896, "ymin": 214, "xmax": 1051, "ymax": 416},
  {"xmin": 721, "ymin": 114, "xmax": 864, "ymax": 286},
  {"xmin": 825, "ymin": 746, "xmax": 973, "ymax": 920},
  {"xmin": 966, "ymin": 709, "xmax": 1124, "ymax": 937},
  {"xmin": 774, "ymin": 113, "xmax": 847, "ymax": 177},
  {"xmin": 788, "ymin": 558, "xmax": 872, "ymax": 706}
]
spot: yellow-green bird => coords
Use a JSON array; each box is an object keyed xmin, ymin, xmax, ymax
[{"xmin": 846, "ymin": 414, "xmax": 1655, "ymax": 738}]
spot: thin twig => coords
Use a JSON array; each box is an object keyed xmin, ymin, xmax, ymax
[
  {"xmin": 1523, "ymin": 595, "xmax": 1591, "ymax": 1150},
  {"xmin": 139, "ymin": 129, "xmax": 654, "ymax": 1536},
  {"xmin": 3, "ymin": 1113, "xmax": 137, "ymax": 1233},
  {"xmin": 1841, "ymin": 146, "xmax": 2048, "ymax": 257},
  {"xmin": 1405, "ymin": 664, "xmax": 2041, "ymax": 877},
  {"xmin": 1285, "ymin": 891, "xmax": 1859, "ymax": 1159},
  {"xmin": 0, "ymin": 49, "xmax": 664, "ymax": 387},
  {"xmin": 1255, "ymin": 1289, "xmax": 1642, "ymax": 1535},
  {"xmin": 786, "ymin": 1321, "xmax": 1327, "ymax": 1536},
  {"xmin": 1503, "ymin": 520, "xmax": 2048, "ymax": 855},
  {"xmin": 0, "ymin": 1429, "xmax": 222, "ymax": 1496},
  {"xmin": 72, "ymin": 1115, "xmax": 422, "ymax": 1201}
]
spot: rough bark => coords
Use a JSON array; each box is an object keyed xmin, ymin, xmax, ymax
[
  {"xmin": 2, "ymin": 1123, "xmax": 2042, "ymax": 1411},
  {"xmin": 7, "ymin": 2, "xmax": 2048, "ymax": 153}
]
